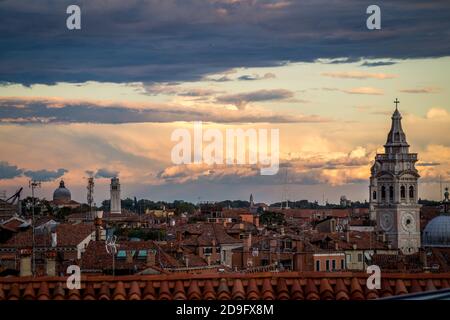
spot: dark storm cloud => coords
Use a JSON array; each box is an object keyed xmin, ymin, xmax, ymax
[
  {"xmin": 23, "ymin": 168, "xmax": 67, "ymax": 181},
  {"xmin": 0, "ymin": 97, "xmax": 326, "ymax": 124},
  {"xmin": 95, "ymin": 168, "xmax": 119, "ymax": 179},
  {"xmin": 361, "ymin": 61, "xmax": 397, "ymax": 67},
  {"xmin": 0, "ymin": 0, "xmax": 449, "ymax": 85},
  {"xmin": 216, "ymin": 89, "xmax": 294, "ymax": 108},
  {"xmin": 0, "ymin": 161, "xmax": 23, "ymax": 179}
]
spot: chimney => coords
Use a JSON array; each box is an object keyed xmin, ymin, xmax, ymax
[
  {"xmin": 176, "ymin": 231, "xmax": 183, "ymax": 241},
  {"xmin": 335, "ymin": 242, "xmax": 339, "ymax": 250},
  {"xmin": 185, "ymin": 255, "xmax": 189, "ymax": 268},
  {"xmin": 46, "ymin": 251, "xmax": 56, "ymax": 276},
  {"xmin": 244, "ymin": 233, "xmax": 252, "ymax": 251},
  {"xmin": 94, "ymin": 211, "xmax": 103, "ymax": 241},
  {"xmin": 51, "ymin": 232, "xmax": 57, "ymax": 248},
  {"xmin": 280, "ymin": 227, "xmax": 285, "ymax": 236},
  {"xmin": 346, "ymin": 231, "xmax": 350, "ymax": 243},
  {"xmin": 19, "ymin": 249, "xmax": 32, "ymax": 277},
  {"xmin": 296, "ymin": 240, "xmax": 304, "ymax": 252},
  {"xmin": 147, "ymin": 250, "xmax": 156, "ymax": 267}
]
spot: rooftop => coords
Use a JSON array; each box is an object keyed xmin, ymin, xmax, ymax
[{"xmin": 0, "ymin": 271, "xmax": 449, "ymax": 300}]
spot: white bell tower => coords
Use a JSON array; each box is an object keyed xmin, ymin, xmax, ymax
[
  {"xmin": 369, "ymin": 99, "xmax": 421, "ymax": 254},
  {"xmin": 110, "ymin": 177, "xmax": 121, "ymax": 214}
]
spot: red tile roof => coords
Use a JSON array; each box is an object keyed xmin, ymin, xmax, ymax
[
  {"xmin": 1, "ymin": 223, "xmax": 94, "ymax": 248},
  {"xmin": 0, "ymin": 271, "xmax": 449, "ymax": 300}
]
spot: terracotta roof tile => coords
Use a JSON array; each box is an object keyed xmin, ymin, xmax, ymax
[
  {"xmin": 425, "ymin": 279, "xmax": 437, "ymax": 292},
  {"xmin": 187, "ymin": 280, "xmax": 202, "ymax": 300},
  {"xmin": 53, "ymin": 282, "xmax": 65, "ymax": 300},
  {"xmin": 290, "ymin": 279, "xmax": 304, "ymax": 300},
  {"xmin": 23, "ymin": 282, "xmax": 35, "ymax": 300},
  {"xmin": 143, "ymin": 281, "xmax": 156, "ymax": 300},
  {"xmin": 217, "ymin": 278, "xmax": 231, "ymax": 300},
  {"xmin": 364, "ymin": 285, "xmax": 379, "ymax": 300},
  {"xmin": 68, "ymin": 288, "xmax": 80, "ymax": 300},
  {"xmin": 246, "ymin": 278, "xmax": 260, "ymax": 300},
  {"xmin": 203, "ymin": 279, "xmax": 216, "ymax": 300},
  {"xmin": 319, "ymin": 279, "xmax": 334, "ymax": 300},
  {"xmin": 335, "ymin": 278, "xmax": 349, "ymax": 300},
  {"xmin": 8, "ymin": 283, "xmax": 20, "ymax": 300},
  {"xmin": 262, "ymin": 278, "xmax": 275, "ymax": 300},
  {"xmin": 409, "ymin": 279, "xmax": 422, "ymax": 293},
  {"xmin": 98, "ymin": 282, "xmax": 111, "ymax": 300},
  {"xmin": 1, "ymin": 271, "xmax": 450, "ymax": 300},
  {"xmin": 84, "ymin": 283, "xmax": 96, "ymax": 300},
  {"xmin": 173, "ymin": 280, "xmax": 187, "ymax": 300},
  {"xmin": 305, "ymin": 279, "xmax": 320, "ymax": 300},
  {"xmin": 128, "ymin": 281, "xmax": 141, "ymax": 300},
  {"xmin": 394, "ymin": 279, "xmax": 408, "ymax": 296},
  {"xmin": 37, "ymin": 282, "xmax": 50, "ymax": 300},
  {"xmin": 158, "ymin": 280, "xmax": 172, "ymax": 300},
  {"xmin": 276, "ymin": 278, "xmax": 289, "ymax": 300},
  {"xmin": 231, "ymin": 279, "xmax": 245, "ymax": 300},
  {"xmin": 113, "ymin": 281, "xmax": 126, "ymax": 300},
  {"xmin": 381, "ymin": 279, "xmax": 393, "ymax": 298},
  {"xmin": 350, "ymin": 277, "xmax": 364, "ymax": 300}
]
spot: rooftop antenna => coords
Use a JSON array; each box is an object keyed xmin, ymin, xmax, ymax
[
  {"xmin": 87, "ymin": 175, "xmax": 94, "ymax": 221},
  {"xmin": 105, "ymin": 235, "xmax": 118, "ymax": 276},
  {"xmin": 28, "ymin": 179, "xmax": 41, "ymax": 277}
]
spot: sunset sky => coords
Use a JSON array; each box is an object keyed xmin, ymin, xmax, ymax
[{"xmin": 0, "ymin": 0, "xmax": 449, "ymax": 204}]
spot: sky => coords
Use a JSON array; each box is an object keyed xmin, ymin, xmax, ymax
[{"xmin": 0, "ymin": 0, "xmax": 449, "ymax": 204}]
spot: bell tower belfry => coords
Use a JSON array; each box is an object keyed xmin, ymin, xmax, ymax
[{"xmin": 369, "ymin": 99, "xmax": 421, "ymax": 254}]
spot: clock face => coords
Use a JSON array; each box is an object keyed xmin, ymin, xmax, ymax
[
  {"xmin": 401, "ymin": 213, "xmax": 416, "ymax": 232},
  {"xmin": 380, "ymin": 213, "xmax": 393, "ymax": 231}
]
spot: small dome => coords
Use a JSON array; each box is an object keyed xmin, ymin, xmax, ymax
[
  {"xmin": 53, "ymin": 180, "xmax": 71, "ymax": 202},
  {"xmin": 423, "ymin": 215, "xmax": 450, "ymax": 247}
]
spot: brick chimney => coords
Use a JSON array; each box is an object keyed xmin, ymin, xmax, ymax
[
  {"xmin": 46, "ymin": 251, "xmax": 57, "ymax": 276},
  {"xmin": 176, "ymin": 231, "xmax": 183, "ymax": 241},
  {"xmin": 19, "ymin": 248, "xmax": 32, "ymax": 277}
]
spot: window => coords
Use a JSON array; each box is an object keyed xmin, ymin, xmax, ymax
[
  {"xmin": 326, "ymin": 260, "xmax": 330, "ymax": 271},
  {"xmin": 215, "ymin": 246, "xmax": 221, "ymax": 254},
  {"xmin": 137, "ymin": 250, "xmax": 147, "ymax": 259},
  {"xmin": 381, "ymin": 186, "xmax": 386, "ymax": 200},
  {"xmin": 340, "ymin": 259, "xmax": 345, "ymax": 270},
  {"xmin": 346, "ymin": 254, "xmax": 351, "ymax": 263},
  {"xmin": 409, "ymin": 186, "xmax": 414, "ymax": 200},
  {"xmin": 373, "ymin": 191, "xmax": 377, "ymax": 200},
  {"xmin": 315, "ymin": 260, "xmax": 320, "ymax": 271},
  {"xmin": 203, "ymin": 247, "xmax": 212, "ymax": 255},
  {"xmin": 389, "ymin": 186, "xmax": 394, "ymax": 200},
  {"xmin": 332, "ymin": 259, "xmax": 336, "ymax": 270},
  {"xmin": 401, "ymin": 186, "xmax": 406, "ymax": 199},
  {"xmin": 357, "ymin": 253, "xmax": 363, "ymax": 262},
  {"xmin": 117, "ymin": 250, "xmax": 126, "ymax": 259}
]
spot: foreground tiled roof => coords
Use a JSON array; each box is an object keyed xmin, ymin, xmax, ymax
[{"xmin": 0, "ymin": 271, "xmax": 449, "ymax": 300}]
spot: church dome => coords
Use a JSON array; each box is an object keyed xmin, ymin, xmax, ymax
[
  {"xmin": 422, "ymin": 215, "xmax": 450, "ymax": 247},
  {"xmin": 53, "ymin": 180, "xmax": 71, "ymax": 202}
]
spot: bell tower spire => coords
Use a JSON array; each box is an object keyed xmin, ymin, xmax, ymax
[{"xmin": 384, "ymin": 98, "xmax": 409, "ymax": 154}]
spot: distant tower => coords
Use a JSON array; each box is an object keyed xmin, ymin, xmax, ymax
[
  {"xmin": 249, "ymin": 194, "xmax": 254, "ymax": 208},
  {"xmin": 87, "ymin": 176, "xmax": 94, "ymax": 220},
  {"xmin": 110, "ymin": 177, "xmax": 121, "ymax": 214},
  {"xmin": 369, "ymin": 99, "xmax": 421, "ymax": 254}
]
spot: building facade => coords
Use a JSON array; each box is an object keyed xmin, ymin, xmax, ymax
[{"xmin": 369, "ymin": 102, "xmax": 421, "ymax": 254}]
